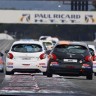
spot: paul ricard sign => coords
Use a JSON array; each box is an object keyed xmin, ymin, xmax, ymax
[{"xmin": 0, "ymin": 10, "xmax": 96, "ymax": 24}]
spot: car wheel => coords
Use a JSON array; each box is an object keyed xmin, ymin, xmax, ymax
[
  {"xmin": 94, "ymin": 73, "xmax": 96, "ymax": 76},
  {"xmin": 47, "ymin": 71, "xmax": 53, "ymax": 77},
  {"xmin": 43, "ymin": 72, "xmax": 47, "ymax": 75},
  {"xmin": 0, "ymin": 69, "xmax": 4, "ymax": 73},
  {"xmin": 6, "ymin": 71, "xmax": 14, "ymax": 75},
  {"xmin": 86, "ymin": 74, "xmax": 93, "ymax": 80}
]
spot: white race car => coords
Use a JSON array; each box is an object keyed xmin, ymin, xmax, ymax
[
  {"xmin": 5, "ymin": 39, "xmax": 48, "ymax": 75},
  {"xmin": 88, "ymin": 44, "xmax": 96, "ymax": 76},
  {"xmin": 40, "ymin": 40, "xmax": 54, "ymax": 50},
  {"xmin": 0, "ymin": 54, "xmax": 4, "ymax": 72}
]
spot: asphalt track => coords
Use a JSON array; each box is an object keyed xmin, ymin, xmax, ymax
[{"xmin": 0, "ymin": 40, "xmax": 96, "ymax": 96}]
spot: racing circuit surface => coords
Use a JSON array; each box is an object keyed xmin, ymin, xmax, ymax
[{"xmin": 0, "ymin": 40, "xmax": 96, "ymax": 96}]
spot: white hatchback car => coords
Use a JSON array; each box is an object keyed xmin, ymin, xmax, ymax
[
  {"xmin": 5, "ymin": 39, "xmax": 48, "ymax": 75},
  {"xmin": 88, "ymin": 44, "xmax": 96, "ymax": 76},
  {"xmin": 40, "ymin": 40, "xmax": 54, "ymax": 50},
  {"xmin": 0, "ymin": 52, "xmax": 4, "ymax": 72}
]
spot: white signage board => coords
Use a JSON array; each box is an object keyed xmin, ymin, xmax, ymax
[{"xmin": 0, "ymin": 10, "xmax": 96, "ymax": 24}]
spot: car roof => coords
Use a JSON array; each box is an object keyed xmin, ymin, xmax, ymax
[
  {"xmin": 39, "ymin": 36, "xmax": 51, "ymax": 38},
  {"xmin": 71, "ymin": 41, "xmax": 88, "ymax": 46},
  {"xmin": 58, "ymin": 40, "xmax": 71, "ymax": 44},
  {"xmin": 40, "ymin": 40, "xmax": 52, "ymax": 42},
  {"xmin": 88, "ymin": 44, "xmax": 96, "ymax": 50},
  {"xmin": 12, "ymin": 39, "xmax": 43, "ymax": 45},
  {"xmin": 58, "ymin": 41, "xmax": 88, "ymax": 48},
  {"xmin": 88, "ymin": 44, "xmax": 95, "ymax": 48}
]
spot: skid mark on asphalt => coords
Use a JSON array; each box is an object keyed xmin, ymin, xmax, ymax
[
  {"xmin": 33, "ymin": 74, "xmax": 91, "ymax": 95},
  {"xmin": 0, "ymin": 73, "xmax": 92, "ymax": 95},
  {"xmin": 0, "ymin": 73, "xmax": 40, "ymax": 93}
]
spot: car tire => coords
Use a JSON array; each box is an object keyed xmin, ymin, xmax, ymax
[
  {"xmin": 6, "ymin": 71, "xmax": 14, "ymax": 75},
  {"xmin": 86, "ymin": 74, "xmax": 93, "ymax": 80},
  {"xmin": 47, "ymin": 71, "xmax": 53, "ymax": 77},
  {"xmin": 43, "ymin": 72, "xmax": 47, "ymax": 75},
  {"xmin": 94, "ymin": 73, "xmax": 96, "ymax": 76},
  {"xmin": 0, "ymin": 69, "xmax": 4, "ymax": 73}
]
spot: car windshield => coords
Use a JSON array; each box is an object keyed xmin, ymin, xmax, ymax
[
  {"xmin": 11, "ymin": 44, "xmax": 42, "ymax": 53},
  {"xmin": 54, "ymin": 45, "xmax": 88, "ymax": 54}
]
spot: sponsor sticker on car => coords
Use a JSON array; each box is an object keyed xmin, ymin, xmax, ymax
[
  {"xmin": 7, "ymin": 66, "xmax": 13, "ymax": 68},
  {"xmin": 39, "ymin": 63, "xmax": 45, "ymax": 65}
]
